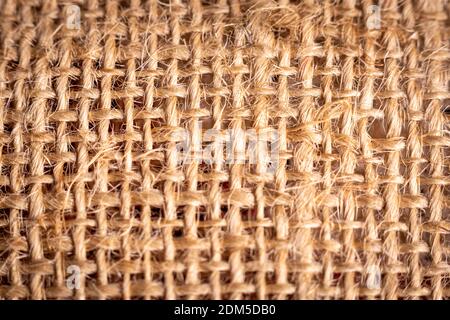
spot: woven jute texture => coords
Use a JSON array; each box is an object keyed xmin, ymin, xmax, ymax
[{"xmin": 0, "ymin": 0, "xmax": 449, "ymax": 300}]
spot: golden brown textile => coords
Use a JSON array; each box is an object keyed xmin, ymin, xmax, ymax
[{"xmin": 0, "ymin": 0, "xmax": 449, "ymax": 299}]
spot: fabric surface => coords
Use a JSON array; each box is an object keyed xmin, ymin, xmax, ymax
[{"xmin": 0, "ymin": 0, "xmax": 449, "ymax": 300}]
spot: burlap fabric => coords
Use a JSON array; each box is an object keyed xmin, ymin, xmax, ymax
[{"xmin": 0, "ymin": 0, "xmax": 449, "ymax": 300}]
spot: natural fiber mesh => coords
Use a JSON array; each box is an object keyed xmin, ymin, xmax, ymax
[{"xmin": 0, "ymin": 0, "xmax": 449, "ymax": 300}]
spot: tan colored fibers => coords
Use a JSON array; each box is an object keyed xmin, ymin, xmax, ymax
[{"xmin": 0, "ymin": 0, "xmax": 449, "ymax": 300}]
